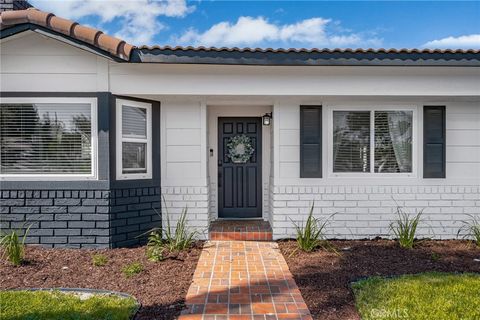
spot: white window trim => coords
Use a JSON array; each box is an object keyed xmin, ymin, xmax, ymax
[
  {"xmin": 116, "ymin": 98, "xmax": 152, "ymax": 180},
  {"xmin": 326, "ymin": 105, "xmax": 418, "ymax": 178},
  {"xmin": 0, "ymin": 97, "xmax": 98, "ymax": 181}
]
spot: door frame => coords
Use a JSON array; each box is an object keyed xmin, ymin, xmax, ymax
[
  {"xmin": 207, "ymin": 105, "xmax": 272, "ymax": 221},
  {"xmin": 217, "ymin": 117, "xmax": 263, "ymax": 219}
]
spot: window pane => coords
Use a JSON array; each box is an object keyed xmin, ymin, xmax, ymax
[
  {"xmin": 375, "ymin": 111, "xmax": 413, "ymax": 173},
  {"xmin": 0, "ymin": 104, "xmax": 92, "ymax": 175},
  {"xmin": 333, "ymin": 111, "xmax": 370, "ymax": 172},
  {"xmin": 122, "ymin": 142, "xmax": 146, "ymax": 174},
  {"xmin": 122, "ymin": 105, "xmax": 146, "ymax": 137}
]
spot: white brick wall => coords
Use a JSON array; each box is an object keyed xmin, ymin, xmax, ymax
[
  {"xmin": 162, "ymin": 187, "xmax": 210, "ymax": 239},
  {"xmin": 271, "ymin": 185, "xmax": 480, "ymax": 240}
]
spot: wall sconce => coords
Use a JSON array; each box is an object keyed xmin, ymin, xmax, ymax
[{"xmin": 262, "ymin": 112, "xmax": 272, "ymax": 126}]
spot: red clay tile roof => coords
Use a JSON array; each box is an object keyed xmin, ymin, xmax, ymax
[{"xmin": 0, "ymin": 8, "xmax": 134, "ymax": 60}]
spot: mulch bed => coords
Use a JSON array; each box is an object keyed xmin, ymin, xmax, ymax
[
  {"xmin": 0, "ymin": 242, "xmax": 203, "ymax": 320},
  {"xmin": 279, "ymin": 239, "xmax": 480, "ymax": 320}
]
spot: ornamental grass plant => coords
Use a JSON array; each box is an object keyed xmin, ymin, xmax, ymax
[
  {"xmin": 0, "ymin": 226, "xmax": 30, "ymax": 266},
  {"xmin": 390, "ymin": 206, "xmax": 423, "ymax": 249}
]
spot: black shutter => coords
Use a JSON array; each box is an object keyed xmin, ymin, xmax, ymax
[
  {"xmin": 423, "ymin": 106, "xmax": 446, "ymax": 178},
  {"xmin": 300, "ymin": 106, "xmax": 322, "ymax": 178}
]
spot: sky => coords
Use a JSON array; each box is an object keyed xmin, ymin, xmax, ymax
[{"xmin": 29, "ymin": 0, "xmax": 480, "ymax": 49}]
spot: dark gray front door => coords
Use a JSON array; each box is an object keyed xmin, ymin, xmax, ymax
[{"xmin": 218, "ymin": 117, "xmax": 262, "ymax": 218}]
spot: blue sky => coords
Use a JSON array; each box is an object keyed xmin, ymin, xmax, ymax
[{"xmin": 30, "ymin": 1, "xmax": 480, "ymax": 49}]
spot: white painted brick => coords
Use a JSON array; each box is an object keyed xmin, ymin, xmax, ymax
[
  {"xmin": 323, "ymin": 194, "xmax": 345, "ymax": 200},
  {"xmin": 440, "ymin": 207, "xmax": 464, "ymax": 214},
  {"xmin": 274, "ymin": 194, "xmax": 299, "ymax": 201},
  {"xmin": 357, "ymin": 201, "xmax": 381, "ymax": 207},
  {"xmin": 452, "ymin": 200, "xmax": 476, "ymax": 206},
  {"xmin": 369, "ymin": 194, "xmax": 394, "ymax": 200},
  {"xmin": 429, "ymin": 200, "xmax": 452, "ymax": 207},
  {"xmin": 416, "ymin": 193, "xmax": 441, "ymax": 200},
  {"xmin": 346, "ymin": 194, "xmax": 369, "ymax": 201},
  {"xmin": 185, "ymin": 195, "xmax": 209, "ymax": 201},
  {"xmin": 273, "ymin": 201, "xmax": 287, "ymax": 207},
  {"xmin": 394, "ymin": 194, "xmax": 416, "ymax": 200},
  {"xmin": 465, "ymin": 207, "xmax": 480, "ymax": 214},
  {"xmin": 440, "ymin": 194, "xmax": 464, "ymax": 200},
  {"xmin": 334, "ymin": 201, "xmax": 357, "ymax": 207},
  {"xmin": 287, "ymin": 201, "xmax": 309, "ymax": 207},
  {"xmin": 404, "ymin": 201, "xmax": 429, "ymax": 207}
]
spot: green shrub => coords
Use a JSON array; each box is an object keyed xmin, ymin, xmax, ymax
[
  {"xmin": 292, "ymin": 204, "xmax": 333, "ymax": 252},
  {"xmin": 0, "ymin": 227, "xmax": 30, "ymax": 266},
  {"xmin": 390, "ymin": 206, "xmax": 423, "ymax": 249},
  {"xmin": 122, "ymin": 262, "xmax": 143, "ymax": 278},
  {"xmin": 457, "ymin": 214, "xmax": 480, "ymax": 246},
  {"xmin": 92, "ymin": 254, "xmax": 108, "ymax": 267},
  {"xmin": 146, "ymin": 202, "xmax": 197, "ymax": 262}
]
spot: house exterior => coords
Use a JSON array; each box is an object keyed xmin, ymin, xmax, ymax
[{"xmin": 1, "ymin": 5, "xmax": 479, "ymax": 248}]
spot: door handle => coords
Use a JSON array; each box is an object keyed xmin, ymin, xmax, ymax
[{"xmin": 218, "ymin": 160, "xmax": 222, "ymax": 167}]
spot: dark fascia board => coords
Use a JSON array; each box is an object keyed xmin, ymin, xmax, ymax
[
  {"xmin": 0, "ymin": 23, "xmax": 126, "ymax": 63},
  {"xmin": 132, "ymin": 47, "xmax": 480, "ymax": 67}
]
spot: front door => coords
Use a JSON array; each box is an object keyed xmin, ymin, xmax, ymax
[{"xmin": 218, "ymin": 117, "xmax": 262, "ymax": 218}]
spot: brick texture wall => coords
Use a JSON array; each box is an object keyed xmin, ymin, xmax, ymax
[
  {"xmin": 110, "ymin": 187, "xmax": 161, "ymax": 247},
  {"xmin": 162, "ymin": 186, "xmax": 209, "ymax": 239},
  {"xmin": 0, "ymin": 187, "xmax": 161, "ymax": 248},
  {"xmin": 271, "ymin": 185, "xmax": 480, "ymax": 240}
]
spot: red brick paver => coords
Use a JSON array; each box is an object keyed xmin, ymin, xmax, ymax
[
  {"xmin": 209, "ymin": 220, "xmax": 273, "ymax": 241},
  {"xmin": 179, "ymin": 241, "xmax": 312, "ymax": 320}
]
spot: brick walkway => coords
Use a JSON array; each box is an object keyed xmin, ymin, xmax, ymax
[{"xmin": 179, "ymin": 241, "xmax": 312, "ymax": 320}]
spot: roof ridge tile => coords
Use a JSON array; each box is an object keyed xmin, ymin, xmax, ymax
[{"xmin": 0, "ymin": 8, "xmax": 134, "ymax": 60}]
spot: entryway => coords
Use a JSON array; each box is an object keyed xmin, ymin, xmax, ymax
[
  {"xmin": 218, "ymin": 117, "xmax": 262, "ymax": 218},
  {"xmin": 207, "ymin": 105, "xmax": 273, "ymax": 222}
]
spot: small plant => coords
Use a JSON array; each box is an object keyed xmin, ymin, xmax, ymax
[
  {"xmin": 146, "ymin": 231, "xmax": 164, "ymax": 262},
  {"xmin": 457, "ymin": 214, "xmax": 480, "ymax": 246},
  {"xmin": 0, "ymin": 227, "xmax": 30, "ymax": 266},
  {"xmin": 430, "ymin": 252, "xmax": 441, "ymax": 261},
  {"xmin": 122, "ymin": 262, "xmax": 143, "ymax": 278},
  {"xmin": 292, "ymin": 204, "xmax": 334, "ymax": 252},
  {"xmin": 390, "ymin": 206, "xmax": 423, "ymax": 249},
  {"xmin": 162, "ymin": 206, "xmax": 196, "ymax": 251},
  {"xmin": 145, "ymin": 200, "xmax": 197, "ymax": 262},
  {"xmin": 92, "ymin": 254, "xmax": 108, "ymax": 267}
]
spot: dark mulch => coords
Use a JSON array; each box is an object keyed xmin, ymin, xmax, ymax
[
  {"xmin": 0, "ymin": 242, "xmax": 203, "ymax": 320},
  {"xmin": 279, "ymin": 239, "xmax": 480, "ymax": 320}
]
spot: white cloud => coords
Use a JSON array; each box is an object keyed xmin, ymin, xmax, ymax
[
  {"xmin": 30, "ymin": 0, "xmax": 195, "ymax": 44},
  {"xmin": 174, "ymin": 16, "xmax": 382, "ymax": 48},
  {"xmin": 422, "ymin": 34, "xmax": 480, "ymax": 49}
]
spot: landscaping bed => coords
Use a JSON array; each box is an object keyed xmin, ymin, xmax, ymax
[
  {"xmin": 279, "ymin": 239, "xmax": 480, "ymax": 320},
  {"xmin": 0, "ymin": 242, "xmax": 203, "ymax": 320}
]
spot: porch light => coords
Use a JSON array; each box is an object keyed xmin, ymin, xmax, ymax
[{"xmin": 262, "ymin": 112, "xmax": 272, "ymax": 126}]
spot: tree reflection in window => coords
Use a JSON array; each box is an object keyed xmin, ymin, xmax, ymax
[{"xmin": 0, "ymin": 104, "xmax": 92, "ymax": 174}]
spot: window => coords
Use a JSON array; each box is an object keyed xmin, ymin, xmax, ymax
[
  {"xmin": 0, "ymin": 98, "xmax": 97, "ymax": 179},
  {"xmin": 332, "ymin": 109, "xmax": 413, "ymax": 174},
  {"xmin": 116, "ymin": 99, "xmax": 152, "ymax": 180}
]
